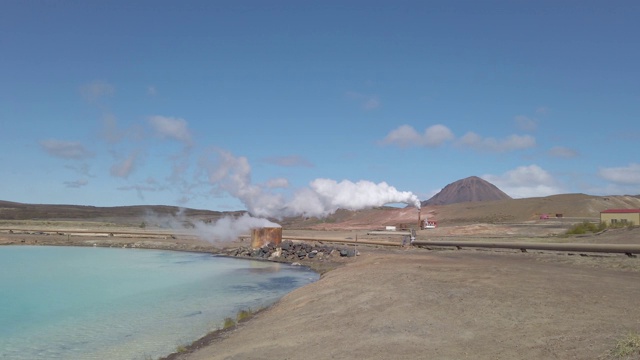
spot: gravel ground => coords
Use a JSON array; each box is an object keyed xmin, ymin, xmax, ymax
[{"xmin": 173, "ymin": 245, "xmax": 640, "ymax": 360}]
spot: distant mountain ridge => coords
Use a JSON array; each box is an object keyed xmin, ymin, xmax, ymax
[
  {"xmin": 0, "ymin": 200, "xmax": 236, "ymax": 222},
  {"xmin": 422, "ymin": 176, "xmax": 512, "ymax": 206}
]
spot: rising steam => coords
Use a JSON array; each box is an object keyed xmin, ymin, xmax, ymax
[
  {"xmin": 277, "ymin": 178, "xmax": 420, "ymax": 218},
  {"xmin": 151, "ymin": 148, "xmax": 420, "ymax": 243},
  {"xmin": 202, "ymin": 149, "xmax": 420, "ymax": 219},
  {"xmin": 144, "ymin": 211, "xmax": 280, "ymax": 242},
  {"xmin": 192, "ymin": 213, "xmax": 280, "ymax": 241}
]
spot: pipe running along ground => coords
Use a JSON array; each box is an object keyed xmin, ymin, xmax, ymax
[
  {"xmin": 282, "ymin": 236, "xmax": 403, "ymax": 247},
  {"xmin": 411, "ymin": 240, "xmax": 640, "ymax": 256},
  {"xmin": 279, "ymin": 235, "xmax": 640, "ymax": 255}
]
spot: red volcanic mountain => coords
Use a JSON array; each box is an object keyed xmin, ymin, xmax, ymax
[{"xmin": 422, "ymin": 176, "xmax": 512, "ymax": 206}]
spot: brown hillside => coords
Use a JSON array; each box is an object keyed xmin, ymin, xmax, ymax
[
  {"xmin": 2, "ymin": 194, "xmax": 640, "ymax": 231},
  {"xmin": 292, "ymin": 194, "xmax": 640, "ymax": 230},
  {"xmin": 426, "ymin": 193, "xmax": 640, "ymax": 225},
  {"xmin": 422, "ymin": 176, "xmax": 511, "ymax": 206},
  {"xmin": 0, "ymin": 200, "xmax": 237, "ymax": 225}
]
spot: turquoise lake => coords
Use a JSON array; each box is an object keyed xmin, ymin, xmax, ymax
[{"xmin": 0, "ymin": 246, "xmax": 319, "ymax": 360}]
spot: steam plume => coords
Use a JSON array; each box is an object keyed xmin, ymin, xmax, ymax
[
  {"xmin": 146, "ymin": 149, "xmax": 421, "ymax": 243},
  {"xmin": 144, "ymin": 210, "xmax": 279, "ymax": 242},
  {"xmin": 193, "ymin": 213, "xmax": 280, "ymax": 241},
  {"xmin": 202, "ymin": 149, "xmax": 420, "ymax": 219}
]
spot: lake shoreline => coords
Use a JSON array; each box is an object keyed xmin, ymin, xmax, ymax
[
  {"xmin": 0, "ymin": 231, "xmax": 347, "ymax": 360},
  {"xmin": 4, "ymin": 229, "xmax": 640, "ymax": 359}
]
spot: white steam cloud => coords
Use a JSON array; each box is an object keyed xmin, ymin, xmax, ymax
[
  {"xmin": 144, "ymin": 210, "xmax": 280, "ymax": 242},
  {"xmin": 202, "ymin": 149, "xmax": 420, "ymax": 220},
  {"xmin": 283, "ymin": 179, "xmax": 420, "ymax": 218},
  {"xmin": 193, "ymin": 213, "xmax": 280, "ymax": 241}
]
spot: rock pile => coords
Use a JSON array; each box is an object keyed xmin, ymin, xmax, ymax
[{"xmin": 226, "ymin": 240, "xmax": 358, "ymax": 261}]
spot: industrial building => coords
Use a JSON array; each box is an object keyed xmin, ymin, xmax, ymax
[{"xmin": 600, "ymin": 209, "xmax": 640, "ymax": 226}]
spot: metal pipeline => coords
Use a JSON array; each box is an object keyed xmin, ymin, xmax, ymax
[
  {"xmin": 0, "ymin": 228, "xmax": 190, "ymax": 238},
  {"xmin": 282, "ymin": 235, "xmax": 402, "ymax": 247},
  {"xmin": 22, "ymin": 225, "xmax": 635, "ymax": 255},
  {"xmin": 412, "ymin": 240, "xmax": 640, "ymax": 255},
  {"xmin": 263, "ymin": 235, "xmax": 640, "ymax": 255}
]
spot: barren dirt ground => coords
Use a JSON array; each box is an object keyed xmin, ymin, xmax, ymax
[
  {"xmin": 177, "ymin": 248, "xmax": 640, "ymax": 360},
  {"xmin": 2, "ymin": 223, "xmax": 640, "ymax": 360}
]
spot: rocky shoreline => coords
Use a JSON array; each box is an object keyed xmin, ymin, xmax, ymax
[{"xmin": 228, "ymin": 239, "xmax": 357, "ymax": 259}]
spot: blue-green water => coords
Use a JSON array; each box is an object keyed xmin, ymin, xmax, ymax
[{"xmin": 0, "ymin": 246, "xmax": 319, "ymax": 360}]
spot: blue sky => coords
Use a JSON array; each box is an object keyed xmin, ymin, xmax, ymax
[{"xmin": 1, "ymin": 1, "xmax": 639, "ymax": 215}]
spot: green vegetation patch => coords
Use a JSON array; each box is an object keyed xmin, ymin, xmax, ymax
[
  {"xmin": 236, "ymin": 308, "xmax": 253, "ymax": 322},
  {"xmin": 565, "ymin": 221, "xmax": 637, "ymax": 236},
  {"xmin": 565, "ymin": 221, "xmax": 607, "ymax": 235},
  {"xmin": 222, "ymin": 317, "xmax": 236, "ymax": 329},
  {"xmin": 609, "ymin": 332, "xmax": 640, "ymax": 359}
]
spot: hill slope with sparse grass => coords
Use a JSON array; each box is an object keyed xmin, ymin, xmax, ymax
[
  {"xmin": 2, "ymin": 193, "xmax": 640, "ymax": 229},
  {"xmin": 0, "ymin": 200, "xmax": 240, "ymax": 225}
]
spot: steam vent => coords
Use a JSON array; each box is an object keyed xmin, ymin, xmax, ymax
[{"xmin": 251, "ymin": 227, "xmax": 282, "ymax": 249}]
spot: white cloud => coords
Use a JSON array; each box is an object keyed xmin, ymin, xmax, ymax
[
  {"xmin": 380, "ymin": 124, "xmax": 454, "ymax": 148},
  {"xmin": 548, "ymin": 146, "xmax": 579, "ymax": 158},
  {"xmin": 199, "ymin": 148, "xmax": 284, "ymax": 216},
  {"xmin": 63, "ymin": 179, "xmax": 88, "ymax": 188},
  {"xmin": 110, "ymin": 152, "xmax": 138, "ymax": 178},
  {"xmin": 200, "ymin": 148, "xmax": 254, "ymax": 194},
  {"xmin": 598, "ymin": 163, "xmax": 640, "ymax": 185},
  {"xmin": 424, "ymin": 125, "xmax": 455, "ymax": 146},
  {"xmin": 263, "ymin": 155, "xmax": 314, "ymax": 167},
  {"xmin": 39, "ymin": 139, "xmax": 94, "ymax": 159},
  {"xmin": 81, "ymin": 80, "xmax": 114, "ymax": 102},
  {"xmin": 265, "ymin": 178, "xmax": 289, "ymax": 188},
  {"xmin": 148, "ymin": 86, "xmax": 157, "ymax": 96},
  {"xmin": 363, "ymin": 97, "xmax": 380, "ymax": 110},
  {"xmin": 345, "ymin": 91, "xmax": 380, "ymax": 111},
  {"xmin": 457, "ymin": 132, "xmax": 536, "ymax": 152},
  {"xmin": 380, "ymin": 125, "xmax": 421, "ymax": 147},
  {"xmin": 146, "ymin": 116, "xmax": 195, "ymax": 193},
  {"xmin": 482, "ymin": 165, "xmax": 563, "ymax": 198},
  {"xmin": 381, "ymin": 125, "xmax": 534, "ymax": 152},
  {"xmin": 101, "ymin": 114, "xmax": 124, "ymax": 143},
  {"xmin": 101, "ymin": 116, "xmax": 144, "ymax": 143},
  {"xmin": 536, "ymin": 106, "xmax": 550, "ymax": 115},
  {"xmin": 64, "ymin": 163, "xmax": 93, "ymax": 177},
  {"xmin": 514, "ymin": 115, "xmax": 537, "ymax": 131},
  {"xmin": 148, "ymin": 116, "xmax": 193, "ymax": 146}
]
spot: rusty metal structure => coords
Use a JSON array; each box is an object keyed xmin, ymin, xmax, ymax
[{"xmin": 250, "ymin": 227, "xmax": 282, "ymax": 249}]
